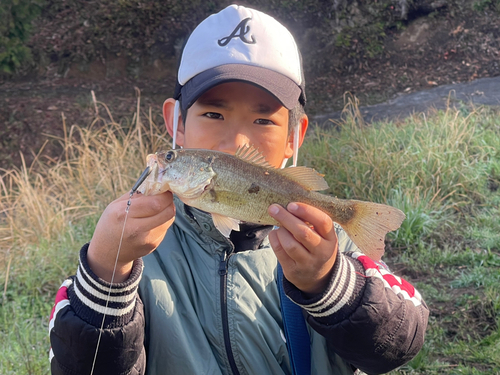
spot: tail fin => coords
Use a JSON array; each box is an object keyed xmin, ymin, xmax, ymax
[{"xmin": 341, "ymin": 201, "xmax": 406, "ymax": 261}]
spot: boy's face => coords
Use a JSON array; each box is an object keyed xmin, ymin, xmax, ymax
[{"xmin": 179, "ymin": 82, "xmax": 294, "ymax": 168}]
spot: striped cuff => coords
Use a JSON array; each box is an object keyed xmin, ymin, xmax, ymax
[
  {"xmin": 67, "ymin": 243, "xmax": 144, "ymax": 329},
  {"xmin": 283, "ymin": 251, "xmax": 367, "ymax": 324}
]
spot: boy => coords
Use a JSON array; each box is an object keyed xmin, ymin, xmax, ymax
[{"xmin": 49, "ymin": 5, "xmax": 428, "ymax": 375}]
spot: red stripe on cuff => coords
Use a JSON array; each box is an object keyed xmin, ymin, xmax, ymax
[
  {"xmin": 356, "ymin": 254, "xmax": 416, "ymax": 298},
  {"xmin": 383, "ymin": 273, "xmax": 416, "ymax": 297},
  {"xmin": 49, "ymin": 280, "xmax": 71, "ymax": 321}
]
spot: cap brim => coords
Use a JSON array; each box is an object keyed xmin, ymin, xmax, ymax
[{"xmin": 179, "ymin": 64, "xmax": 302, "ymax": 111}]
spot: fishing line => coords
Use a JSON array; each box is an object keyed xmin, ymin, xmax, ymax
[{"xmin": 90, "ymin": 166, "xmax": 151, "ymax": 375}]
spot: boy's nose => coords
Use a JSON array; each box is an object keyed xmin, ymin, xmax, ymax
[{"xmin": 218, "ymin": 132, "xmax": 251, "ymax": 155}]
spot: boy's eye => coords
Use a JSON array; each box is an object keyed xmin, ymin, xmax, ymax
[
  {"xmin": 254, "ymin": 118, "xmax": 275, "ymax": 125},
  {"xmin": 203, "ymin": 112, "xmax": 223, "ymax": 119}
]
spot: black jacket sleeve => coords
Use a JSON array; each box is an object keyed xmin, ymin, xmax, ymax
[
  {"xmin": 49, "ymin": 244, "xmax": 146, "ymax": 375},
  {"xmin": 284, "ymin": 248, "xmax": 429, "ymax": 375}
]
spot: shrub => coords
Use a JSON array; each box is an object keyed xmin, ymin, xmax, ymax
[{"xmin": 0, "ymin": 0, "xmax": 43, "ymax": 73}]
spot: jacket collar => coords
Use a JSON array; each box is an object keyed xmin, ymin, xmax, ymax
[{"xmin": 173, "ymin": 196, "xmax": 272, "ymax": 253}]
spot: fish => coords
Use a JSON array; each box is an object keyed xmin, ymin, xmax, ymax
[{"xmin": 138, "ymin": 145, "xmax": 405, "ymax": 260}]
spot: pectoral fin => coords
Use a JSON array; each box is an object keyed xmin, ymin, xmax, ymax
[{"xmin": 212, "ymin": 213, "xmax": 240, "ymax": 237}]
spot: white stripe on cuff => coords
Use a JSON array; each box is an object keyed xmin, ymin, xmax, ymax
[
  {"xmin": 76, "ymin": 267, "xmax": 137, "ymax": 304},
  {"xmin": 73, "ymin": 281, "xmax": 137, "ymax": 317}
]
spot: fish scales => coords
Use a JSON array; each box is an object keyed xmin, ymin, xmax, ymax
[
  {"xmin": 138, "ymin": 147, "xmax": 406, "ymax": 261},
  {"xmin": 196, "ymin": 151, "xmax": 356, "ymax": 226}
]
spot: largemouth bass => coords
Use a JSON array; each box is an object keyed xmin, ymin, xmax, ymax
[{"xmin": 138, "ymin": 145, "xmax": 405, "ymax": 260}]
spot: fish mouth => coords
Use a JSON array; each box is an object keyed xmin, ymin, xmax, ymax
[
  {"xmin": 138, "ymin": 157, "xmax": 171, "ymax": 195},
  {"xmin": 203, "ymin": 179, "xmax": 214, "ymax": 192}
]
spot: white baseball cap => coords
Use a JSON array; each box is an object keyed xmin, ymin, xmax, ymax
[{"xmin": 174, "ymin": 4, "xmax": 306, "ymax": 111}]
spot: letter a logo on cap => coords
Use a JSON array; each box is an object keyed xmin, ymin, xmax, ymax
[{"xmin": 218, "ymin": 18, "xmax": 256, "ymax": 46}]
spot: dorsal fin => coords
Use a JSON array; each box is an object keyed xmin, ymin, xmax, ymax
[
  {"xmin": 235, "ymin": 145, "xmax": 274, "ymax": 168},
  {"xmin": 278, "ymin": 166, "xmax": 329, "ymax": 191}
]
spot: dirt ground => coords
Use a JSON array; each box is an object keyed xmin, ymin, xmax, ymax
[{"xmin": 2, "ymin": 7, "xmax": 500, "ymax": 170}]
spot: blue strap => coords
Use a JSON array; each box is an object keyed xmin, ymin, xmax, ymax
[{"xmin": 277, "ymin": 263, "xmax": 311, "ymax": 375}]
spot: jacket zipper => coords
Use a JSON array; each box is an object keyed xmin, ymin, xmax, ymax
[{"xmin": 219, "ymin": 251, "xmax": 241, "ymax": 375}]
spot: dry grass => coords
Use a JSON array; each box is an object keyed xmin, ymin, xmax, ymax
[{"xmin": 0, "ymin": 91, "xmax": 169, "ymax": 293}]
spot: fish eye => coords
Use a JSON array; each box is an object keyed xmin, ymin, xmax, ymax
[{"xmin": 164, "ymin": 150, "xmax": 176, "ymax": 162}]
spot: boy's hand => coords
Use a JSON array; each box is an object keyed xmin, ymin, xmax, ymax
[
  {"xmin": 268, "ymin": 202, "xmax": 338, "ymax": 297},
  {"xmin": 88, "ymin": 191, "xmax": 175, "ymax": 283}
]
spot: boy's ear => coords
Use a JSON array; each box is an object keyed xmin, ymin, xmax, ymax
[{"xmin": 163, "ymin": 98, "xmax": 185, "ymax": 147}]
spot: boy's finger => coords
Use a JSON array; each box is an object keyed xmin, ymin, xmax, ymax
[
  {"xmin": 133, "ymin": 202, "xmax": 176, "ymax": 233},
  {"xmin": 268, "ymin": 229, "xmax": 299, "ymax": 268},
  {"xmin": 268, "ymin": 204, "xmax": 323, "ymax": 249},
  {"xmin": 273, "ymin": 225, "xmax": 311, "ymax": 260},
  {"xmin": 126, "ymin": 192, "xmax": 175, "ymax": 218},
  {"xmin": 269, "ymin": 204, "xmax": 312, "ymax": 232},
  {"xmin": 285, "ymin": 202, "xmax": 335, "ymax": 240}
]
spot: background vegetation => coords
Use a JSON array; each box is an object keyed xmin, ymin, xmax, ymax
[
  {"xmin": 3, "ymin": 0, "xmax": 500, "ymax": 172},
  {"xmin": 0, "ymin": 0, "xmax": 401, "ymax": 74},
  {"xmin": 0, "ymin": 96, "xmax": 499, "ymax": 373},
  {"xmin": 1, "ymin": 0, "xmax": 500, "ymax": 373},
  {"xmin": 0, "ymin": 0, "xmax": 43, "ymax": 73},
  {"xmin": 3, "ymin": 0, "xmax": 500, "ymax": 78}
]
